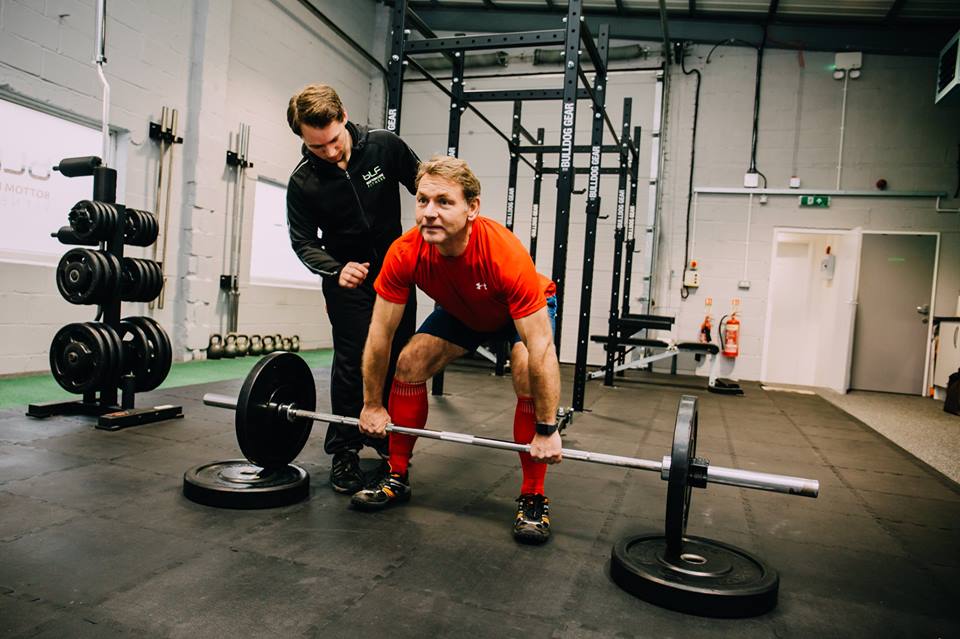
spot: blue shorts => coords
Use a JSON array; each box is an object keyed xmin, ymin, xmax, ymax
[{"xmin": 417, "ymin": 295, "xmax": 557, "ymax": 353}]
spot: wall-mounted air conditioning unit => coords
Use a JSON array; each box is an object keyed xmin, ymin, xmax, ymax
[{"xmin": 935, "ymin": 29, "xmax": 959, "ymax": 105}]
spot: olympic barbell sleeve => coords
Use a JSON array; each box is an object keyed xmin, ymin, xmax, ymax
[
  {"xmin": 201, "ymin": 393, "xmax": 820, "ymax": 499},
  {"xmin": 204, "ymin": 393, "xmax": 239, "ymax": 411}
]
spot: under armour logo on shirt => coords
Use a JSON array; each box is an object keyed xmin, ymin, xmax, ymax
[{"xmin": 475, "ymin": 282, "xmax": 488, "ymax": 290}]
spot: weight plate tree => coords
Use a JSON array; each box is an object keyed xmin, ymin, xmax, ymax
[{"xmin": 29, "ymin": 155, "xmax": 181, "ymax": 429}]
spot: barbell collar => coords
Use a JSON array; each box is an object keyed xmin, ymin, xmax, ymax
[{"xmin": 201, "ymin": 393, "xmax": 819, "ymax": 499}]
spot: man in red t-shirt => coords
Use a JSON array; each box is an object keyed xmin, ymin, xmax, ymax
[{"xmin": 354, "ymin": 155, "xmax": 562, "ymax": 544}]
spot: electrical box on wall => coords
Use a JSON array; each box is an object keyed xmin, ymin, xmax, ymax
[
  {"xmin": 935, "ymin": 29, "xmax": 959, "ymax": 105},
  {"xmin": 820, "ymin": 253, "xmax": 836, "ymax": 280},
  {"xmin": 684, "ymin": 260, "xmax": 701, "ymax": 288}
]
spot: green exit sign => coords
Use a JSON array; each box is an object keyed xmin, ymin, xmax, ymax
[{"xmin": 799, "ymin": 195, "xmax": 831, "ymax": 208}]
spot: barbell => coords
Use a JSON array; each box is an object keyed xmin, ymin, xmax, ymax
[
  {"xmin": 202, "ymin": 353, "xmax": 819, "ymax": 498},
  {"xmin": 196, "ymin": 352, "xmax": 821, "ymax": 617},
  {"xmin": 201, "ymin": 353, "xmax": 817, "ymax": 537}
]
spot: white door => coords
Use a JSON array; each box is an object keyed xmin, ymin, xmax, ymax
[{"xmin": 762, "ymin": 229, "xmax": 862, "ymax": 391}]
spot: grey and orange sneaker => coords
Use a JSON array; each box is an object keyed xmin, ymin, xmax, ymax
[
  {"xmin": 350, "ymin": 471, "xmax": 411, "ymax": 511},
  {"xmin": 513, "ymin": 493, "xmax": 551, "ymax": 544}
]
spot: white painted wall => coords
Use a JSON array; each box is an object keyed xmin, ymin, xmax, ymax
[
  {"xmin": 0, "ymin": 0, "xmax": 384, "ymax": 375},
  {"xmin": 659, "ymin": 47, "xmax": 960, "ymax": 382}
]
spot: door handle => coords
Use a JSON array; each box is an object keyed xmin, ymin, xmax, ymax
[{"xmin": 916, "ymin": 304, "xmax": 930, "ymax": 315}]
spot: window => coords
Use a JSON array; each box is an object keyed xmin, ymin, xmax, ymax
[
  {"xmin": 249, "ymin": 178, "xmax": 321, "ymax": 289},
  {"xmin": 0, "ymin": 98, "xmax": 107, "ymax": 266}
]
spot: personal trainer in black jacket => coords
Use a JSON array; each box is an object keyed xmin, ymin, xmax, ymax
[{"xmin": 286, "ymin": 84, "xmax": 418, "ymax": 494}]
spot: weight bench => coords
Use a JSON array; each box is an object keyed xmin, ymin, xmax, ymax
[{"xmin": 588, "ymin": 335, "xmax": 743, "ymax": 395}]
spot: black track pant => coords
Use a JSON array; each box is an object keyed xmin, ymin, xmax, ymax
[{"xmin": 321, "ymin": 278, "xmax": 416, "ymax": 456}]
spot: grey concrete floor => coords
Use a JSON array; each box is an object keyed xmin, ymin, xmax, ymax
[
  {"xmin": 0, "ymin": 362, "xmax": 958, "ymax": 638},
  {"xmin": 816, "ymin": 388, "xmax": 960, "ymax": 484}
]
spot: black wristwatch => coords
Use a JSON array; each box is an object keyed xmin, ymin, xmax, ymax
[{"xmin": 535, "ymin": 422, "xmax": 558, "ymax": 436}]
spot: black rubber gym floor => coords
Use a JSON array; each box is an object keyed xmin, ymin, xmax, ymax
[{"xmin": 1, "ymin": 363, "xmax": 958, "ymax": 637}]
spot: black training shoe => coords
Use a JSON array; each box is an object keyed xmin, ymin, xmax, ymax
[
  {"xmin": 350, "ymin": 471, "xmax": 411, "ymax": 511},
  {"xmin": 330, "ymin": 450, "xmax": 364, "ymax": 494},
  {"xmin": 513, "ymin": 493, "xmax": 551, "ymax": 544}
]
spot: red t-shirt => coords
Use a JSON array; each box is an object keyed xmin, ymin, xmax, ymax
[{"xmin": 374, "ymin": 216, "xmax": 556, "ymax": 332}]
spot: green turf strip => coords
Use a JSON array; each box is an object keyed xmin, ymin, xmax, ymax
[{"xmin": 0, "ymin": 349, "xmax": 333, "ymax": 410}]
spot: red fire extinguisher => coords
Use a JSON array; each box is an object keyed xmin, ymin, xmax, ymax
[{"xmin": 720, "ymin": 298, "xmax": 741, "ymax": 358}]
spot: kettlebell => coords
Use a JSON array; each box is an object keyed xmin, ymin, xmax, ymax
[
  {"xmin": 207, "ymin": 334, "xmax": 224, "ymax": 360},
  {"xmin": 236, "ymin": 334, "xmax": 250, "ymax": 357},
  {"xmin": 223, "ymin": 333, "xmax": 238, "ymax": 358},
  {"xmin": 275, "ymin": 334, "xmax": 284, "ymax": 352},
  {"xmin": 262, "ymin": 335, "xmax": 275, "ymax": 354},
  {"xmin": 249, "ymin": 334, "xmax": 263, "ymax": 356},
  {"xmin": 290, "ymin": 335, "xmax": 300, "ymax": 352},
  {"xmin": 281, "ymin": 337, "xmax": 292, "ymax": 351}
]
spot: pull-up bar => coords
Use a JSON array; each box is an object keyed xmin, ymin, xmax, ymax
[{"xmin": 404, "ymin": 56, "xmax": 538, "ymax": 173}]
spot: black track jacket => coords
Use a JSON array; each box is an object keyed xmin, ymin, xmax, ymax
[{"xmin": 286, "ymin": 122, "xmax": 420, "ymax": 280}]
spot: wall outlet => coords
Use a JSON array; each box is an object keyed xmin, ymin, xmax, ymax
[
  {"xmin": 789, "ymin": 176, "xmax": 801, "ymax": 188},
  {"xmin": 738, "ymin": 280, "xmax": 751, "ymax": 289},
  {"xmin": 743, "ymin": 172, "xmax": 760, "ymax": 188},
  {"xmin": 683, "ymin": 270, "xmax": 701, "ymax": 287}
]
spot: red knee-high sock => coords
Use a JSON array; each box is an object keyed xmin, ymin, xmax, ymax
[
  {"xmin": 514, "ymin": 396, "xmax": 547, "ymax": 495},
  {"xmin": 387, "ymin": 380, "xmax": 427, "ymax": 476}
]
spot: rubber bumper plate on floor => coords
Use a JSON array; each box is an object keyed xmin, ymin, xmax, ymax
[
  {"xmin": 610, "ymin": 533, "xmax": 779, "ymax": 618},
  {"xmin": 182, "ymin": 460, "xmax": 309, "ymax": 509}
]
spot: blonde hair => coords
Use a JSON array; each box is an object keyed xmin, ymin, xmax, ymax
[
  {"xmin": 415, "ymin": 156, "xmax": 481, "ymax": 203},
  {"xmin": 286, "ymin": 84, "xmax": 345, "ymax": 135}
]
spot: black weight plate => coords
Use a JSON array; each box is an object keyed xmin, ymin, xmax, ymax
[
  {"xmin": 182, "ymin": 460, "xmax": 309, "ymax": 509},
  {"xmin": 127, "ymin": 316, "xmax": 170, "ymax": 390},
  {"xmin": 82, "ymin": 323, "xmax": 110, "ymax": 389},
  {"xmin": 123, "ymin": 208, "xmax": 139, "ymax": 245},
  {"xmin": 142, "ymin": 210, "xmax": 159, "ymax": 245},
  {"xmin": 136, "ymin": 316, "xmax": 172, "ymax": 384},
  {"xmin": 124, "ymin": 316, "xmax": 161, "ymax": 389},
  {"xmin": 89, "ymin": 322, "xmax": 122, "ymax": 388},
  {"xmin": 131, "ymin": 258, "xmax": 147, "ymax": 301},
  {"xmin": 101, "ymin": 252, "xmax": 121, "ymax": 302},
  {"xmin": 49, "ymin": 322, "xmax": 108, "ymax": 393},
  {"xmin": 128, "ymin": 209, "xmax": 152, "ymax": 246},
  {"xmin": 142, "ymin": 259, "xmax": 156, "ymax": 301},
  {"xmin": 97, "ymin": 202, "xmax": 117, "ymax": 240},
  {"xmin": 56, "ymin": 248, "xmax": 103, "ymax": 305},
  {"xmin": 665, "ymin": 395, "xmax": 698, "ymax": 556},
  {"xmin": 610, "ymin": 533, "xmax": 779, "ymax": 618},
  {"xmin": 143, "ymin": 259, "xmax": 158, "ymax": 301},
  {"xmin": 149, "ymin": 260, "xmax": 163, "ymax": 301},
  {"xmin": 236, "ymin": 352, "xmax": 315, "ymax": 469},
  {"xmin": 102, "ymin": 202, "xmax": 119, "ymax": 239},
  {"xmin": 93, "ymin": 250, "xmax": 117, "ymax": 305},
  {"xmin": 67, "ymin": 201, "xmax": 98, "ymax": 240},
  {"xmin": 119, "ymin": 257, "xmax": 135, "ymax": 301},
  {"xmin": 132, "ymin": 258, "xmax": 148, "ymax": 301},
  {"xmin": 118, "ymin": 319, "xmax": 159, "ymax": 391},
  {"xmin": 103, "ymin": 322, "xmax": 124, "ymax": 387}
]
